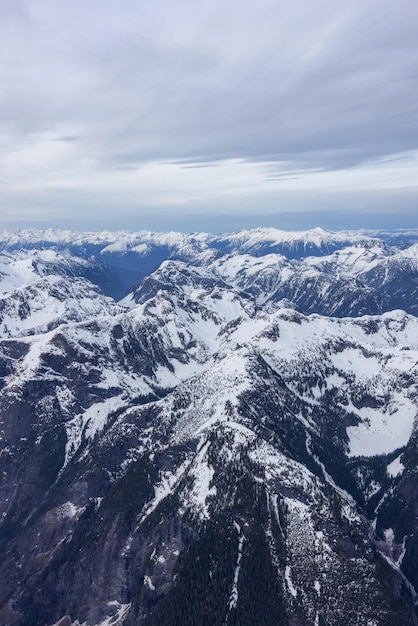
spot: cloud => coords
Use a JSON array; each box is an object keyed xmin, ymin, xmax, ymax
[{"xmin": 0, "ymin": 0, "xmax": 417, "ymax": 228}]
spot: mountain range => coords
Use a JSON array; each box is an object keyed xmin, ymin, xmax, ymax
[{"xmin": 0, "ymin": 227, "xmax": 417, "ymax": 625}]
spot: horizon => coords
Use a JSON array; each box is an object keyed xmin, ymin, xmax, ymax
[{"xmin": 1, "ymin": 222, "xmax": 418, "ymax": 238}]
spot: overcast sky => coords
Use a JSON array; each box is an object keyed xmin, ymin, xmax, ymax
[{"xmin": 1, "ymin": 0, "xmax": 417, "ymax": 232}]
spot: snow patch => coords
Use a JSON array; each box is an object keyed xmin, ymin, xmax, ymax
[
  {"xmin": 387, "ymin": 454, "xmax": 405, "ymax": 477},
  {"xmin": 55, "ymin": 501, "xmax": 84, "ymax": 521},
  {"xmin": 185, "ymin": 439, "xmax": 216, "ymax": 519},
  {"xmin": 140, "ymin": 460, "xmax": 191, "ymax": 523},
  {"xmin": 228, "ymin": 527, "xmax": 245, "ymax": 610},
  {"xmin": 347, "ymin": 395, "xmax": 416, "ymax": 457},
  {"xmin": 285, "ymin": 565, "xmax": 298, "ymax": 598},
  {"xmin": 144, "ymin": 576, "xmax": 155, "ymax": 591}
]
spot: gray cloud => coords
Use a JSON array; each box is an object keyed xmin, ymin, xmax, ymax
[
  {"xmin": 2, "ymin": 1, "xmax": 417, "ymax": 165},
  {"xmin": 0, "ymin": 0, "xmax": 417, "ymax": 228}
]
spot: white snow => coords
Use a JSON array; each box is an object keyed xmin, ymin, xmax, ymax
[
  {"xmin": 184, "ymin": 439, "xmax": 216, "ymax": 519},
  {"xmin": 54, "ymin": 501, "xmax": 85, "ymax": 521},
  {"xmin": 53, "ymin": 601, "xmax": 131, "ymax": 626},
  {"xmin": 347, "ymin": 395, "xmax": 416, "ymax": 457},
  {"xmin": 64, "ymin": 395, "xmax": 126, "ymax": 467},
  {"xmin": 384, "ymin": 527, "xmax": 395, "ymax": 548},
  {"xmin": 387, "ymin": 454, "xmax": 405, "ymax": 477},
  {"xmin": 144, "ymin": 576, "xmax": 155, "ymax": 591},
  {"xmin": 140, "ymin": 460, "xmax": 191, "ymax": 523},
  {"xmin": 228, "ymin": 527, "xmax": 245, "ymax": 609},
  {"xmin": 90, "ymin": 602, "xmax": 131, "ymax": 626},
  {"xmin": 215, "ymin": 226, "xmax": 374, "ymax": 251},
  {"xmin": 285, "ymin": 565, "xmax": 298, "ymax": 598},
  {"xmin": 366, "ymin": 481, "xmax": 381, "ymax": 500}
]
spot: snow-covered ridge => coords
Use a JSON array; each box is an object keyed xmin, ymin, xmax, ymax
[
  {"xmin": 207, "ymin": 226, "xmax": 375, "ymax": 248},
  {"xmin": 0, "ymin": 228, "xmax": 207, "ymax": 251},
  {"xmin": 2, "ymin": 226, "xmax": 417, "ymax": 255}
]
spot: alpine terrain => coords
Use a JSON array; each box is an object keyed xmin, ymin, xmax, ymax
[{"xmin": 0, "ymin": 227, "xmax": 418, "ymax": 626}]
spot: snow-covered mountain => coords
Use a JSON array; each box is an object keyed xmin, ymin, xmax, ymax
[
  {"xmin": 0, "ymin": 228, "xmax": 418, "ymax": 625},
  {"xmin": 0, "ymin": 249, "xmax": 123, "ymax": 338},
  {"xmin": 125, "ymin": 241, "xmax": 418, "ymax": 317}
]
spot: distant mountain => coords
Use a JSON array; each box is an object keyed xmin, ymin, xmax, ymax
[
  {"xmin": 0, "ymin": 228, "xmax": 417, "ymax": 625},
  {"xmin": 202, "ymin": 226, "xmax": 379, "ymax": 258}
]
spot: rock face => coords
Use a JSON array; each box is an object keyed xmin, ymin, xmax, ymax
[{"xmin": 0, "ymin": 227, "xmax": 418, "ymax": 626}]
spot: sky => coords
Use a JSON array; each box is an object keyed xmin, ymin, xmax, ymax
[{"xmin": 0, "ymin": 0, "xmax": 417, "ymax": 233}]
